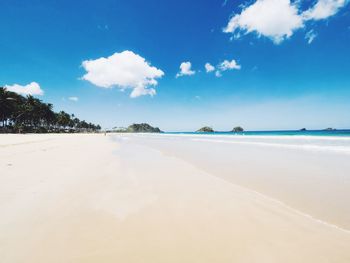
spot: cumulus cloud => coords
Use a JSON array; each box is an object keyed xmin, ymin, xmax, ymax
[
  {"xmin": 303, "ymin": 0, "xmax": 348, "ymax": 21},
  {"xmin": 224, "ymin": 0, "xmax": 348, "ymax": 44},
  {"xmin": 5, "ymin": 82, "xmax": 44, "ymax": 96},
  {"xmin": 224, "ymin": 0, "xmax": 303, "ymax": 44},
  {"xmin": 205, "ymin": 63, "xmax": 215, "ymax": 73},
  {"xmin": 219, "ymin": 59, "xmax": 241, "ymax": 71},
  {"xmin": 68, "ymin": 96, "xmax": 79, "ymax": 102},
  {"xmin": 130, "ymin": 86, "xmax": 156, "ymax": 98},
  {"xmin": 176, "ymin": 62, "xmax": 195, "ymax": 77},
  {"xmin": 208, "ymin": 59, "xmax": 241, "ymax": 77},
  {"xmin": 81, "ymin": 50, "xmax": 164, "ymax": 98}
]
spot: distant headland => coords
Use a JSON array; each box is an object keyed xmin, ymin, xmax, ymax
[{"xmin": 110, "ymin": 123, "xmax": 162, "ymax": 133}]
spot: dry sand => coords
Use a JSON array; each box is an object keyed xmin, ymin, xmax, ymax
[{"xmin": 0, "ymin": 134, "xmax": 349, "ymax": 262}]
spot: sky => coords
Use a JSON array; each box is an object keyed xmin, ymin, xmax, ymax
[{"xmin": 0, "ymin": 0, "xmax": 349, "ymax": 131}]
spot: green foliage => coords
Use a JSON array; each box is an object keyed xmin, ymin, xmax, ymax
[{"xmin": 0, "ymin": 87, "xmax": 101, "ymax": 133}]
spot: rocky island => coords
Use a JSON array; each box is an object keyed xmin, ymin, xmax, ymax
[
  {"xmin": 232, "ymin": 126, "xmax": 244, "ymax": 132},
  {"xmin": 196, "ymin": 126, "xmax": 214, "ymax": 132},
  {"xmin": 126, "ymin": 123, "xmax": 162, "ymax": 133}
]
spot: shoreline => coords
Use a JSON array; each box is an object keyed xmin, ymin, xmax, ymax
[
  {"xmin": 118, "ymin": 132, "xmax": 350, "ymax": 155},
  {"xmin": 1, "ymin": 134, "xmax": 350, "ymax": 262},
  {"xmin": 118, "ymin": 133, "xmax": 350, "ymax": 230},
  {"xmin": 117, "ymin": 133, "xmax": 350, "ymax": 233}
]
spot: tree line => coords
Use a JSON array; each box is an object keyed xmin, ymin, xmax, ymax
[{"xmin": 0, "ymin": 87, "xmax": 101, "ymax": 133}]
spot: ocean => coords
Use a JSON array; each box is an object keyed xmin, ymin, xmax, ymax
[
  {"xmin": 128, "ymin": 130, "xmax": 350, "ymax": 155},
  {"xmin": 165, "ymin": 129, "xmax": 350, "ymax": 137}
]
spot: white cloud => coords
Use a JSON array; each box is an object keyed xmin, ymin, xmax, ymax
[
  {"xmin": 303, "ymin": 0, "xmax": 348, "ymax": 21},
  {"xmin": 81, "ymin": 50, "xmax": 164, "ymax": 98},
  {"xmin": 305, "ymin": 29, "xmax": 318, "ymax": 44},
  {"xmin": 224, "ymin": 0, "xmax": 348, "ymax": 44},
  {"xmin": 176, "ymin": 61, "xmax": 195, "ymax": 77},
  {"xmin": 5, "ymin": 82, "xmax": 43, "ymax": 96},
  {"xmin": 205, "ymin": 63, "xmax": 215, "ymax": 73},
  {"xmin": 68, "ymin": 96, "xmax": 79, "ymax": 102},
  {"xmin": 130, "ymin": 86, "xmax": 156, "ymax": 98},
  {"xmin": 224, "ymin": 0, "xmax": 303, "ymax": 44},
  {"xmin": 205, "ymin": 59, "xmax": 241, "ymax": 77},
  {"xmin": 219, "ymin": 59, "xmax": 241, "ymax": 71},
  {"xmin": 217, "ymin": 59, "xmax": 241, "ymax": 77}
]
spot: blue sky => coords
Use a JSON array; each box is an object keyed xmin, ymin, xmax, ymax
[{"xmin": 0, "ymin": 0, "xmax": 349, "ymax": 131}]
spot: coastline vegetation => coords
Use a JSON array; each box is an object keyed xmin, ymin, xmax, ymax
[{"xmin": 0, "ymin": 87, "xmax": 101, "ymax": 133}]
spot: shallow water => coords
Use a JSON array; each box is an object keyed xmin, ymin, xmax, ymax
[
  {"xmin": 166, "ymin": 129, "xmax": 350, "ymax": 137},
  {"xmin": 118, "ymin": 133, "xmax": 350, "ymax": 230},
  {"xmin": 142, "ymin": 132, "xmax": 350, "ymax": 155}
]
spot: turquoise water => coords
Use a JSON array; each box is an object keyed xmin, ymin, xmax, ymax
[
  {"xmin": 125, "ymin": 130, "xmax": 350, "ymax": 155},
  {"xmin": 166, "ymin": 129, "xmax": 350, "ymax": 137}
]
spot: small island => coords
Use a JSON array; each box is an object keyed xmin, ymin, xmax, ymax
[
  {"xmin": 126, "ymin": 123, "xmax": 162, "ymax": 133},
  {"xmin": 324, "ymin": 128, "xmax": 336, "ymax": 131},
  {"xmin": 300, "ymin": 128, "xmax": 307, "ymax": 131},
  {"xmin": 196, "ymin": 126, "xmax": 214, "ymax": 132},
  {"xmin": 232, "ymin": 126, "xmax": 244, "ymax": 132}
]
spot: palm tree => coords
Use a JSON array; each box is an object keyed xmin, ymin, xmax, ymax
[
  {"xmin": 1, "ymin": 87, "xmax": 101, "ymax": 133},
  {"xmin": 72, "ymin": 117, "xmax": 80, "ymax": 131},
  {"xmin": 56, "ymin": 111, "xmax": 71, "ymax": 131},
  {"xmin": 0, "ymin": 88, "xmax": 17, "ymax": 129},
  {"xmin": 0, "ymin": 88, "xmax": 10, "ymax": 128},
  {"xmin": 16, "ymin": 95, "xmax": 42, "ymax": 130},
  {"xmin": 0, "ymin": 87, "xmax": 23, "ymax": 129},
  {"xmin": 40, "ymin": 103, "xmax": 55, "ymax": 131}
]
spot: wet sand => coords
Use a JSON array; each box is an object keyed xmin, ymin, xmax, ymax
[
  {"xmin": 126, "ymin": 133, "xmax": 350, "ymax": 230},
  {"xmin": 0, "ymin": 134, "xmax": 349, "ymax": 262}
]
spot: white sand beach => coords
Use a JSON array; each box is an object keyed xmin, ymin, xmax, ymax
[{"xmin": 1, "ymin": 134, "xmax": 350, "ymax": 262}]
